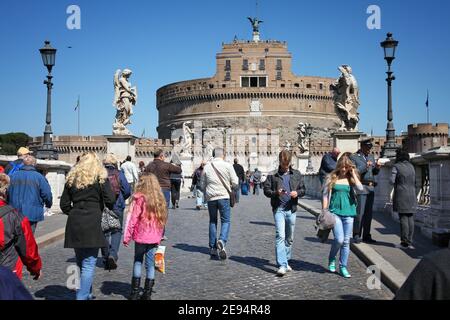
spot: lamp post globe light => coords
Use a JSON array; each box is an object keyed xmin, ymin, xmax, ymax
[
  {"xmin": 36, "ymin": 40, "xmax": 58, "ymax": 160},
  {"xmin": 305, "ymin": 123, "xmax": 314, "ymax": 173},
  {"xmin": 380, "ymin": 33, "xmax": 400, "ymax": 159}
]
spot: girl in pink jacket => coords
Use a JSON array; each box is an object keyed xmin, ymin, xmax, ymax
[{"xmin": 123, "ymin": 174, "xmax": 168, "ymax": 300}]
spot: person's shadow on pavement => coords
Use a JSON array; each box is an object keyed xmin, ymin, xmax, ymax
[{"xmin": 34, "ymin": 285, "xmax": 76, "ymax": 300}]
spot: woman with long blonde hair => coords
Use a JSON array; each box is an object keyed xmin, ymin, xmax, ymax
[
  {"xmin": 322, "ymin": 154, "xmax": 363, "ymax": 278},
  {"xmin": 123, "ymin": 174, "xmax": 168, "ymax": 300},
  {"xmin": 60, "ymin": 152, "xmax": 116, "ymax": 300}
]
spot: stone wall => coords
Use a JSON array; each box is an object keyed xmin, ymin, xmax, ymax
[{"xmin": 0, "ymin": 156, "xmax": 72, "ymax": 213}]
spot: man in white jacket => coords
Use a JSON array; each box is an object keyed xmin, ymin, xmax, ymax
[
  {"xmin": 120, "ymin": 156, "xmax": 139, "ymax": 191},
  {"xmin": 200, "ymin": 147, "xmax": 238, "ymax": 260}
]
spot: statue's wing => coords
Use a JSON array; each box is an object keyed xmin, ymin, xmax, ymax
[
  {"xmin": 247, "ymin": 17, "xmax": 253, "ymax": 23},
  {"xmin": 113, "ymin": 70, "xmax": 120, "ymax": 106}
]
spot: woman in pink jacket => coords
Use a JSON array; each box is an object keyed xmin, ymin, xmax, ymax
[{"xmin": 123, "ymin": 174, "xmax": 168, "ymax": 300}]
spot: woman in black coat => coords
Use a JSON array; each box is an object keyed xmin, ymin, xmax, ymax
[{"xmin": 60, "ymin": 152, "xmax": 116, "ymax": 300}]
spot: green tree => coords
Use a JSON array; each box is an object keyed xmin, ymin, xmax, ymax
[{"xmin": 0, "ymin": 132, "xmax": 32, "ymax": 155}]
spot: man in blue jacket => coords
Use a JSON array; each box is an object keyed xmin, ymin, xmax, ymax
[
  {"xmin": 350, "ymin": 138, "xmax": 381, "ymax": 244},
  {"xmin": 7, "ymin": 155, "xmax": 53, "ymax": 234},
  {"xmin": 318, "ymin": 147, "xmax": 341, "ymax": 185}
]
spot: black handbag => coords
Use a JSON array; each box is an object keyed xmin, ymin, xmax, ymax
[{"xmin": 100, "ymin": 182, "xmax": 121, "ymax": 232}]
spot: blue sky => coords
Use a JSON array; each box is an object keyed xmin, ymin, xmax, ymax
[{"xmin": 0, "ymin": 0, "xmax": 449, "ymax": 138}]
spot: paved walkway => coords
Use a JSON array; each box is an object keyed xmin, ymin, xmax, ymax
[
  {"xmin": 299, "ymin": 197, "xmax": 441, "ymax": 278},
  {"xmin": 22, "ymin": 194, "xmax": 393, "ymax": 300}
]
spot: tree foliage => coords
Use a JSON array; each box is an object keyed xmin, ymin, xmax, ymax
[{"xmin": 0, "ymin": 132, "xmax": 32, "ymax": 155}]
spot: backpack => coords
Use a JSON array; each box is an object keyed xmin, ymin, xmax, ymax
[
  {"xmin": 8, "ymin": 161, "xmax": 24, "ymax": 176},
  {"xmin": 107, "ymin": 168, "xmax": 121, "ymax": 196}
]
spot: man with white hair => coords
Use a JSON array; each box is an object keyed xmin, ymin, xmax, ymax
[
  {"xmin": 200, "ymin": 147, "xmax": 238, "ymax": 260},
  {"xmin": 7, "ymin": 155, "xmax": 52, "ymax": 233},
  {"xmin": 4, "ymin": 147, "xmax": 31, "ymax": 176}
]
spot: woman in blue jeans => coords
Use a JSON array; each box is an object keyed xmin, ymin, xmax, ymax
[
  {"xmin": 322, "ymin": 154, "xmax": 363, "ymax": 278},
  {"xmin": 60, "ymin": 152, "xmax": 116, "ymax": 300}
]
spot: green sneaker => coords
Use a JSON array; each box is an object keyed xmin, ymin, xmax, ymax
[
  {"xmin": 340, "ymin": 266, "xmax": 352, "ymax": 278},
  {"xmin": 328, "ymin": 259, "xmax": 336, "ymax": 273}
]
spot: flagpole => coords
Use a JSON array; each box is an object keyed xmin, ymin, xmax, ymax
[
  {"xmin": 426, "ymin": 90, "xmax": 429, "ymax": 123},
  {"xmin": 77, "ymin": 95, "xmax": 80, "ymax": 136}
]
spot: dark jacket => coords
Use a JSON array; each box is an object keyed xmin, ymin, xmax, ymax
[
  {"xmin": 7, "ymin": 165, "xmax": 53, "ymax": 222},
  {"xmin": 319, "ymin": 152, "xmax": 338, "ymax": 182},
  {"xmin": 395, "ymin": 248, "xmax": 450, "ymax": 300},
  {"xmin": 60, "ymin": 180, "xmax": 116, "ymax": 248},
  {"xmin": 233, "ymin": 163, "xmax": 245, "ymax": 182},
  {"xmin": 390, "ymin": 161, "xmax": 417, "ymax": 214},
  {"xmin": 0, "ymin": 266, "xmax": 33, "ymax": 300},
  {"xmin": 0, "ymin": 201, "xmax": 42, "ymax": 280},
  {"xmin": 350, "ymin": 150, "xmax": 380, "ymax": 184},
  {"xmin": 263, "ymin": 167, "xmax": 306, "ymax": 213},
  {"xmin": 105, "ymin": 165, "xmax": 131, "ymax": 219},
  {"xmin": 145, "ymin": 159, "xmax": 182, "ymax": 189}
]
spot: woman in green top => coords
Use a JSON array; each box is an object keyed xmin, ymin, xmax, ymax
[{"xmin": 322, "ymin": 154, "xmax": 363, "ymax": 278}]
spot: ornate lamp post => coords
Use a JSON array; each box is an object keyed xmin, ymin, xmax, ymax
[
  {"xmin": 36, "ymin": 41, "xmax": 58, "ymax": 160},
  {"xmin": 305, "ymin": 124, "xmax": 314, "ymax": 173},
  {"xmin": 380, "ymin": 33, "xmax": 399, "ymax": 159}
]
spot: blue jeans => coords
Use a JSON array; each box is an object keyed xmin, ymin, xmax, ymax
[
  {"xmin": 74, "ymin": 248, "xmax": 99, "ymax": 300},
  {"xmin": 133, "ymin": 243, "xmax": 158, "ymax": 279},
  {"xmin": 234, "ymin": 181, "xmax": 241, "ymax": 203},
  {"xmin": 208, "ymin": 199, "xmax": 231, "ymax": 249},
  {"xmin": 274, "ymin": 208, "xmax": 296, "ymax": 268},
  {"xmin": 101, "ymin": 229, "xmax": 122, "ymax": 261},
  {"xmin": 195, "ymin": 187, "xmax": 207, "ymax": 208},
  {"xmin": 329, "ymin": 215, "xmax": 354, "ymax": 268},
  {"xmin": 162, "ymin": 189, "xmax": 171, "ymax": 208}
]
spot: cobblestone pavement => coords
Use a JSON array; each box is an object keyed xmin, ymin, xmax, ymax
[{"xmin": 23, "ymin": 193, "xmax": 393, "ymax": 300}]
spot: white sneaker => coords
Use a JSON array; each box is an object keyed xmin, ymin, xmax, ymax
[
  {"xmin": 277, "ymin": 266, "xmax": 287, "ymax": 276},
  {"xmin": 286, "ymin": 265, "xmax": 292, "ymax": 272}
]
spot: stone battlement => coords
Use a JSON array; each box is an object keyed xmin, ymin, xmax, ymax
[{"xmin": 408, "ymin": 123, "xmax": 449, "ymax": 136}]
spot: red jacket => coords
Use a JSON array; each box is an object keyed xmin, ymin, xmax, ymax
[{"xmin": 0, "ymin": 200, "xmax": 42, "ymax": 279}]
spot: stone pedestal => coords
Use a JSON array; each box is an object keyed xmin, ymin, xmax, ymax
[
  {"xmin": 333, "ymin": 131, "xmax": 365, "ymax": 154},
  {"xmin": 105, "ymin": 135, "xmax": 137, "ymax": 162},
  {"xmin": 295, "ymin": 154, "xmax": 310, "ymax": 174}
]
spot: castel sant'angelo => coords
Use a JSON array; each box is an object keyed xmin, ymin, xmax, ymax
[{"xmin": 156, "ymin": 23, "xmax": 339, "ymax": 141}]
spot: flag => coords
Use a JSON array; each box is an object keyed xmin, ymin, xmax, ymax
[
  {"xmin": 141, "ymin": 128, "xmax": 145, "ymax": 138},
  {"xmin": 425, "ymin": 90, "xmax": 429, "ymax": 108},
  {"xmin": 74, "ymin": 96, "xmax": 80, "ymax": 111}
]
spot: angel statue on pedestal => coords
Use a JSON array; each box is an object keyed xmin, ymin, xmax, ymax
[{"xmin": 113, "ymin": 69, "xmax": 138, "ymax": 135}]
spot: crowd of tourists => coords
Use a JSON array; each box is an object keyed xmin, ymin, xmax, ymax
[{"xmin": 0, "ymin": 142, "xmax": 449, "ymax": 300}]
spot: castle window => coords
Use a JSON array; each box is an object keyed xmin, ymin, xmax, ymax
[
  {"xmin": 276, "ymin": 71, "xmax": 282, "ymax": 80},
  {"xmin": 209, "ymin": 84, "xmax": 214, "ymax": 89},
  {"xmin": 281, "ymin": 84, "xmax": 285, "ymax": 88},
  {"xmin": 306, "ymin": 84, "xmax": 312, "ymax": 89},
  {"xmin": 242, "ymin": 59, "xmax": 248, "ymax": 71},
  {"xmin": 259, "ymin": 59, "xmax": 265, "ymax": 71},
  {"xmin": 276, "ymin": 59, "xmax": 282, "ymax": 70},
  {"xmin": 222, "ymin": 84, "xmax": 226, "ymax": 88},
  {"xmin": 241, "ymin": 76, "xmax": 267, "ymax": 88},
  {"xmin": 319, "ymin": 83, "xmax": 324, "ymax": 90},
  {"xmin": 259, "ymin": 77, "xmax": 266, "ymax": 87},
  {"xmin": 225, "ymin": 72, "xmax": 231, "ymax": 81},
  {"xmin": 294, "ymin": 83, "xmax": 300, "ymax": 88},
  {"xmin": 225, "ymin": 60, "xmax": 231, "ymax": 71}
]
